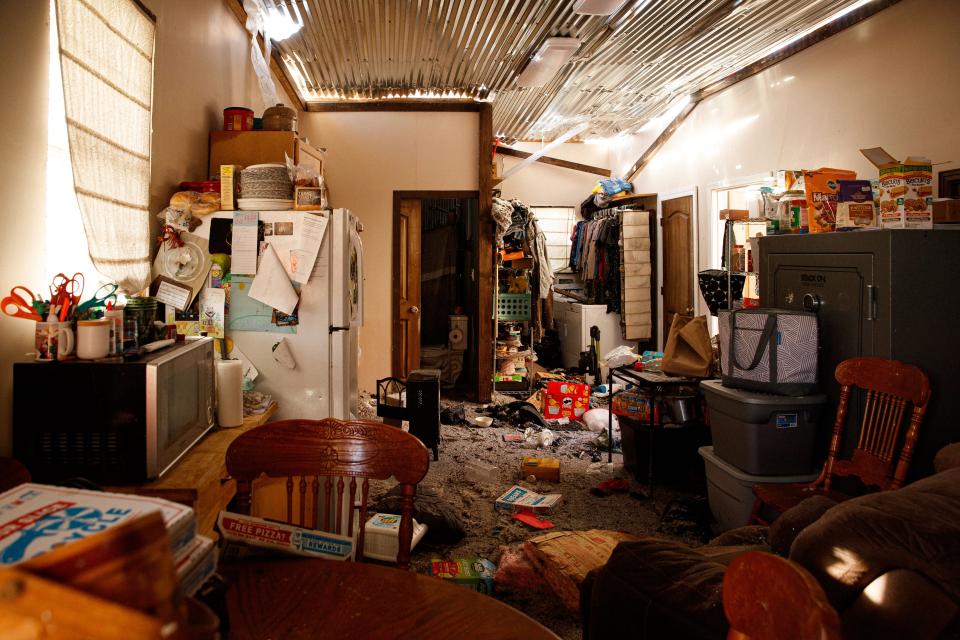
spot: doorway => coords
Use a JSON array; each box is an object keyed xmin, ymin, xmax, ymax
[
  {"xmin": 659, "ymin": 193, "xmax": 695, "ymax": 346},
  {"xmin": 392, "ymin": 191, "xmax": 480, "ymax": 395}
]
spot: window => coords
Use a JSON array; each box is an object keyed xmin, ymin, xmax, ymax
[
  {"xmin": 52, "ymin": 0, "xmax": 156, "ymax": 293},
  {"xmin": 530, "ymin": 206, "xmax": 577, "ymax": 273},
  {"xmin": 47, "ymin": 0, "xmax": 97, "ymax": 281}
]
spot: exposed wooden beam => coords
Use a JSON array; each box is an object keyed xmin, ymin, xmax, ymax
[
  {"xmin": 223, "ymin": 0, "xmax": 305, "ymax": 112},
  {"xmin": 496, "ymin": 146, "xmax": 611, "ymax": 178},
  {"xmin": 477, "ymin": 103, "xmax": 494, "ymax": 403},
  {"xmin": 305, "ymin": 100, "xmax": 482, "ymax": 113},
  {"xmin": 626, "ymin": 0, "xmax": 902, "ymax": 182}
]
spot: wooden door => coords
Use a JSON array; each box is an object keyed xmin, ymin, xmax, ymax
[
  {"xmin": 394, "ymin": 199, "xmax": 421, "ymax": 378},
  {"xmin": 661, "ymin": 196, "xmax": 694, "ymax": 327}
]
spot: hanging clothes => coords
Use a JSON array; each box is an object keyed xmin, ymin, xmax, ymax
[{"xmin": 569, "ymin": 214, "xmax": 623, "ymax": 313}]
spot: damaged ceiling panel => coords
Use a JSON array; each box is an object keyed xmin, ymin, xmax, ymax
[{"xmin": 263, "ymin": 0, "xmax": 870, "ymax": 142}]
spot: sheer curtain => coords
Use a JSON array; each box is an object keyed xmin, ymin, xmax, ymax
[{"xmin": 54, "ymin": 0, "xmax": 155, "ymax": 294}]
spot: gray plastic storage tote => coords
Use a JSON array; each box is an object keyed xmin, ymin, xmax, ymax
[{"xmin": 718, "ymin": 308, "xmax": 818, "ymax": 396}]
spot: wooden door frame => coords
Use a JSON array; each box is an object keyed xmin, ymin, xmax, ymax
[
  {"xmin": 391, "ymin": 190, "xmax": 483, "ymax": 388},
  {"xmin": 657, "ymin": 187, "xmax": 698, "ymax": 349}
]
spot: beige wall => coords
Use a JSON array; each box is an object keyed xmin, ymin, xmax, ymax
[
  {"xmin": 618, "ymin": 0, "xmax": 960, "ymax": 315},
  {"xmin": 498, "ymin": 142, "xmax": 612, "ymax": 208},
  {"xmin": 0, "ymin": 0, "xmax": 292, "ymax": 454},
  {"xmin": 144, "ymin": 0, "xmax": 292, "ymax": 214},
  {"xmin": 0, "ymin": 2, "xmax": 50, "ymax": 455},
  {"xmin": 298, "ymin": 111, "xmax": 479, "ymax": 394}
]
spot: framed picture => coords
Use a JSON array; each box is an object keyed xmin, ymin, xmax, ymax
[{"xmin": 294, "ymin": 186, "xmax": 325, "ymax": 210}]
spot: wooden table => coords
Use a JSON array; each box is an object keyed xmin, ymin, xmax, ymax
[
  {"xmin": 105, "ymin": 403, "xmax": 278, "ymax": 538},
  {"xmin": 219, "ymin": 558, "xmax": 560, "ymax": 640}
]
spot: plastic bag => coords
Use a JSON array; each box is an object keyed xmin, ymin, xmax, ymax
[
  {"xmin": 523, "ymin": 427, "xmax": 555, "ymax": 449},
  {"xmin": 582, "ymin": 409, "xmax": 618, "ymax": 434},
  {"xmin": 603, "ymin": 345, "xmax": 637, "ymax": 369}
]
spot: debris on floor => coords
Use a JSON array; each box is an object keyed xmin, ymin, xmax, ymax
[{"xmin": 359, "ymin": 390, "xmax": 707, "ymax": 640}]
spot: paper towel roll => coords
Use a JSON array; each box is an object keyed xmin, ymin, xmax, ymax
[{"xmin": 216, "ymin": 360, "xmax": 244, "ymax": 428}]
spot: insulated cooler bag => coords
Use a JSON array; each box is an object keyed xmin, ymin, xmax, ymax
[{"xmin": 718, "ymin": 308, "xmax": 818, "ymax": 396}]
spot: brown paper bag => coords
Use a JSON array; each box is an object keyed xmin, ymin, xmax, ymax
[{"xmin": 662, "ymin": 314, "xmax": 713, "ymax": 378}]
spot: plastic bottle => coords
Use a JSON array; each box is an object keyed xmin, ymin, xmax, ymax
[{"xmin": 104, "ymin": 303, "xmax": 124, "ymax": 355}]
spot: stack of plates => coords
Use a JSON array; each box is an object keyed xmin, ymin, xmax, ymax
[{"xmin": 239, "ymin": 163, "xmax": 293, "ymax": 210}]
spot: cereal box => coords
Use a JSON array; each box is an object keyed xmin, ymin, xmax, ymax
[
  {"xmin": 803, "ymin": 168, "xmax": 858, "ymax": 233},
  {"xmin": 860, "ymin": 148, "xmax": 933, "ymax": 229},
  {"xmin": 541, "ymin": 382, "xmax": 589, "ymax": 421},
  {"xmin": 495, "ymin": 485, "xmax": 563, "ymax": 513}
]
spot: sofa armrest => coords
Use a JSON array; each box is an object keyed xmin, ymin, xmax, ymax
[{"xmin": 842, "ymin": 569, "xmax": 959, "ymax": 640}]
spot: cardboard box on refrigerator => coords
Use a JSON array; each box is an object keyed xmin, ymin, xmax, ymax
[
  {"xmin": 860, "ymin": 148, "xmax": 933, "ymax": 229},
  {"xmin": 220, "ymin": 164, "xmax": 242, "ymax": 210}
]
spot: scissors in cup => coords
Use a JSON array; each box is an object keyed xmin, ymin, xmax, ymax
[
  {"xmin": 50, "ymin": 272, "xmax": 84, "ymax": 321},
  {"xmin": 2, "ymin": 286, "xmax": 43, "ymax": 321},
  {"xmin": 75, "ymin": 282, "xmax": 119, "ymax": 314}
]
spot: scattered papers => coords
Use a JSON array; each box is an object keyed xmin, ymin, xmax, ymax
[
  {"xmin": 199, "ymin": 287, "xmax": 225, "ymax": 338},
  {"xmin": 153, "ymin": 275, "xmax": 192, "ymax": 311},
  {"xmin": 292, "ymin": 211, "xmax": 328, "ymax": 284},
  {"xmin": 495, "ymin": 485, "xmax": 562, "ymax": 513},
  {"xmin": 230, "ymin": 212, "xmax": 259, "ymax": 275},
  {"xmin": 271, "ymin": 337, "xmax": 296, "ymax": 369},
  {"xmin": 513, "ymin": 512, "xmax": 555, "ymax": 530},
  {"xmin": 215, "ymin": 338, "xmax": 259, "ymax": 383},
  {"xmin": 248, "ymin": 244, "xmax": 299, "ymax": 315},
  {"xmin": 226, "ymin": 276, "xmax": 297, "ymax": 334}
]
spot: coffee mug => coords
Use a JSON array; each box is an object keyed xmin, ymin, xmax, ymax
[
  {"xmin": 35, "ymin": 321, "xmax": 75, "ymax": 362},
  {"xmin": 77, "ymin": 318, "xmax": 111, "ymax": 359}
]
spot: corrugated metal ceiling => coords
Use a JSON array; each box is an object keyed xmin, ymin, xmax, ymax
[{"xmin": 263, "ymin": 0, "xmax": 866, "ymax": 142}]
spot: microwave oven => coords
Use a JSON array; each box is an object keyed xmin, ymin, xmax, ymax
[{"xmin": 13, "ymin": 337, "xmax": 215, "ymax": 483}]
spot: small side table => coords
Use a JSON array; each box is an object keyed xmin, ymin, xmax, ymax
[{"xmin": 607, "ymin": 367, "xmax": 698, "ymax": 493}]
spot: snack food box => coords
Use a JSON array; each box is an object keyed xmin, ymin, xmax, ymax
[
  {"xmin": 495, "ymin": 485, "xmax": 563, "ymax": 513},
  {"xmin": 542, "ymin": 382, "xmax": 590, "ymax": 421},
  {"xmin": 835, "ymin": 180, "xmax": 877, "ymax": 230},
  {"xmin": 217, "ymin": 511, "xmax": 354, "ymax": 560},
  {"xmin": 0, "ymin": 483, "xmax": 196, "ymax": 565},
  {"xmin": 220, "ymin": 164, "xmax": 242, "ymax": 210},
  {"xmin": 430, "ymin": 557, "xmax": 496, "ymax": 594},
  {"xmin": 860, "ymin": 148, "xmax": 933, "ymax": 229},
  {"xmin": 520, "ymin": 456, "xmax": 561, "ymax": 482},
  {"xmin": 803, "ymin": 168, "xmax": 858, "ymax": 233}
]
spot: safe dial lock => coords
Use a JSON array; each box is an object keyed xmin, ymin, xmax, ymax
[{"xmin": 803, "ymin": 293, "xmax": 823, "ymax": 312}]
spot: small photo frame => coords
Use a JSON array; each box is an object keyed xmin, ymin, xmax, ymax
[{"xmin": 294, "ymin": 186, "xmax": 324, "ymax": 210}]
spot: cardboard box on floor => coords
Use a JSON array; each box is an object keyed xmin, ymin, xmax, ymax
[
  {"xmin": 520, "ymin": 456, "xmax": 561, "ymax": 482},
  {"xmin": 860, "ymin": 147, "xmax": 933, "ymax": 229},
  {"xmin": 523, "ymin": 530, "xmax": 640, "ymax": 613}
]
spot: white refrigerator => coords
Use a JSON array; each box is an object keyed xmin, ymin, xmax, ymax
[{"xmin": 197, "ymin": 208, "xmax": 363, "ymax": 420}]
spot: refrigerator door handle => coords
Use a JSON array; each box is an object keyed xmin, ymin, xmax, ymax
[
  {"xmin": 330, "ymin": 325, "xmax": 350, "ymax": 333},
  {"xmin": 866, "ymin": 284, "xmax": 877, "ymax": 321}
]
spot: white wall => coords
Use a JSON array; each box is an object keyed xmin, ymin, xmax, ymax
[
  {"xmin": 297, "ymin": 111, "xmax": 478, "ymax": 395},
  {"xmin": 620, "ymin": 0, "xmax": 960, "ymax": 311},
  {"xmin": 498, "ymin": 142, "xmax": 611, "ymax": 208}
]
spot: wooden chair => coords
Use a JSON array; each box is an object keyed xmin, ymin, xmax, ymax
[
  {"xmin": 750, "ymin": 357, "xmax": 931, "ymax": 525},
  {"xmin": 723, "ymin": 551, "xmax": 840, "ymax": 640},
  {"xmin": 225, "ymin": 418, "xmax": 430, "ymax": 570}
]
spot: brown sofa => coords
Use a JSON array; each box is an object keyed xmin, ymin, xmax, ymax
[{"xmin": 581, "ymin": 445, "xmax": 960, "ymax": 640}]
